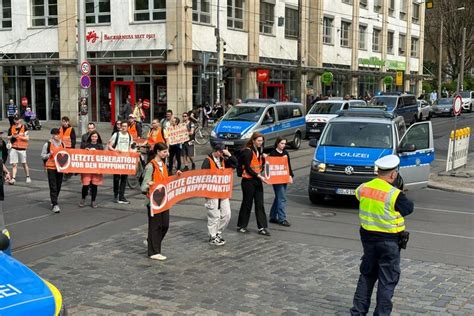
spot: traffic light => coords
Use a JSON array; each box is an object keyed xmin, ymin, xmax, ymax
[{"xmin": 426, "ymin": 0, "xmax": 433, "ymax": 9}]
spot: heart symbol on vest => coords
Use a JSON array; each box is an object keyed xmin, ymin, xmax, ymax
[
  {"xmin": 56, "ymin": 153, "xmax": 69, "ymax": 168},
  {"xmin": 152, "ymin": 184, "xmax": 167, "ymax": 210}
]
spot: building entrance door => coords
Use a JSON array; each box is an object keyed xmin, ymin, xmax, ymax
[
  {"xmin": 33, "ymin": 78, "xmax": 48, "ymax": 120},
  {"xmin": 111, "ymin": 81, "xmax": 135, "ymax": 125},
  {"xmin": 263, "ymin": 83, "xmax": 285, "ymax": 101}
]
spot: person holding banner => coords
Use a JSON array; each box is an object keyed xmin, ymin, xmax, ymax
[
  {"xmin": 59, "ymin": 117, "xmax": 76, "ymax": 181},
  {"xmin": 237, "ymin": 132, "xmax": 270, "ymax": 236},
  {"xmin": 141, "ymin": 142, "xmax": 182, "ymax": 261},
  {"xmin": 79, "ymin": 131, "xmax": 104, "ymax": 208},
  {"xmin": 268, "ymin": 137, "xmax": 294, "ymax": 227},
  {"xmin": 40, "ymin": 128, "xmax": 65, "ymax": 214},
  {"xmin": 167, "ymin": 117, "xmax": 183, "ymax": 175},
  {"xmin": 201, "ymin": 143, "xmax": 237, "ymax": 246}
]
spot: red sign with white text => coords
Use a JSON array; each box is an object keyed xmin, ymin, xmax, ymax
[{"xmin": 263, "ymin": 156, "xmax": 291, "ymax": 184}]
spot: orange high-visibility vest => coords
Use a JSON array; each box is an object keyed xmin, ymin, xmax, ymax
[
  {"xmin": 45, "ymin": 141, "xmax": 65, "ymax": 170},
  {"xmin": 242, "ymin": 149, "xmax": 263, "ymax": 179},
  {"xmin": 146, "ymin": 159, "xmax": 168, "ymax": 198},
  {"xmin": 147, "ymin": 128, "xmax": 165, "ymax": 147},
  {"xmin": 207, "ymin": 156, "xmax": 225, "ymax": 170},
  {"xmin": 10, "ymin": 124, "xmax": 28, "ymax": 150},
  {"xmin": 128, "ymin": 123, "xmax": 138, "ymax": 140},
  {"xmin": 59, "ymin": 126, "xmax": 73, "ymax": 148}
]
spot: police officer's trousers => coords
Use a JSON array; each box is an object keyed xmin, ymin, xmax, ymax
[{"xmin": 350, "ymin": 239, "xmax": 401, "ymax": 316}]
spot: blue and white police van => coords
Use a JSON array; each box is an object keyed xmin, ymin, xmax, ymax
[
  {"xmin": 308, "ymin": 108, "xmax": 435, "ymax": 203},
  {"xmin": 210, "ymin": 99, "xmax": 306, "ymax": 150}
]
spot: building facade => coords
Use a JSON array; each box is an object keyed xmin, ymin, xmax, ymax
[{"xmin": 0, "ymin": 0, "xmax": 424, "ymax": 124}]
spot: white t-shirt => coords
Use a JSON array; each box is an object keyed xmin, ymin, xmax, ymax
[{"xmin": 110, "ymin": 132, "xmax": 131, "ymax": 152}]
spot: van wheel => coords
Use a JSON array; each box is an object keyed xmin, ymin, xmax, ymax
[
  {"xmin": 291, "ymin": 132, "xmax": 302, "ymax": 149},
  {"xmin": 309, "ymin": 192, "xmax": 324, "ymax": 204}
]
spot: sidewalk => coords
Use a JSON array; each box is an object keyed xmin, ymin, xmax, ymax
[{"xmin": 428, "ymin": 153, "xmax": 474, "ymax": 194}]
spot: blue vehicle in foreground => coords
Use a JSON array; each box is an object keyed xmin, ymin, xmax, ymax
[{"xmin": 308, "ymin": 109, "xmax": 435, "ymax": 203}]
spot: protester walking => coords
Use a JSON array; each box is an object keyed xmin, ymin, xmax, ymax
[
  {"xmin": 167, "ymin": 117, "xmax": 182, "ymax": 174},
  {"xmin": 108, "ymin": 121, "xmax": 133, "ymax": 204},
  {"xmin": 59, "ymin": 116, "xmax": 76, "ymax": 181},
  {"xmin": 160, "ymin": 109, "xmax": 173, "ymax": 130},
  {"xmin": 236, "ymin": 132, "xmax": 270, "ymax": 236},
  {"xmin": 141, "ymin": 142, "xmax": 182, "ymax": 261},
  {"xmin": 79, "ymin": 131, "xmax": 104, "ymax": 208},
  {"xmin": 181, "ymin": 112, "xmax": 196, "ymax": 171},
  {"xmin": 268, "ymin": 137, "xmax": 294, "ymax": 227},
  {"xmin": 6, "ymin": 99, "xmax": 18, "ymax": 126},
  {"xmin": 133, "ymin": 99, "xmax": 145, "ymax": 130},
  {"xmin": 41, "ymin": 128, "xmax": 65, "ymax": 213},
  {"xmin": 80, "ymin": 122, "xmax": 96, "ymax": 146},
  {"xmin": 79, "ymin": 97, "xmax": 88, "ymax": 136},
  {"xmin": 7, "ymin": 116, "xmax": 31, "ymax": 184},
  {"xmin": 350, "ymin": 155, "xmax": 414, "ymax": 315}
]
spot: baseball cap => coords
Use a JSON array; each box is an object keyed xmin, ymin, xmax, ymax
[
  {"xmin": 50, "ymin": 128, "xmax": 60, "ymax": 135},
  {"xmin": 213, "ymin": 143, "xmax": 226, "ymax": 152}
]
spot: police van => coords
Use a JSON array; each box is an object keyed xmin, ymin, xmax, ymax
[
  {"xmin": 210, "ymin": 99, "xmax": 306, "ymax": 150},
  {"xmin": 306, "ymin": 99, "xmax": 366, "ymax": 139},
  {"xmin": 308, "ymin": 108, "xmax": 435, "ymax": 203}
]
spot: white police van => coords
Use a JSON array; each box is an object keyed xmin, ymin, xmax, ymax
[
  {"xmin": 308, "ymin": 108, "xmax": 435, "ymax": 203},
  {"xmin": 210, "ymin": 99, "xmax": 306, "ymax": 150}
]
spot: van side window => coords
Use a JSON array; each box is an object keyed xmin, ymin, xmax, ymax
[
  {"xmin": 403, "ymin": 96, "xmax": 417, "ymax": 107},
  {"xmin": 397, "ymin": 98, "xmax": 404, "ymax": 108},
  {"xmin": 291, "ymin": 105, "xmax": 303, "ymax": 118},
  {"xmin": 264, "ymin": 107, "xmax": 276, "ymax": 124},
  {"xmin": 277, "ymin": 106, "xmax": 290, "ymax": 121}
]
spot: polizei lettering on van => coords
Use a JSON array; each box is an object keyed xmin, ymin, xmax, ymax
[{"xmin": 333, "ymin": 152, "xmax": 369, "ymax": 159}]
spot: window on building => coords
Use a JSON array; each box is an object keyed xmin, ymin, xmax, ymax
[
  {"xmin": 134, "ymin": 0, "xmax": 166, "ymax": 22},
  {"xmin": 372, "ymin": 28, "xmax": 381, "ymax": 52},
  {"xmin": 323, "ymin": 17, "xmax": 333, "ymax": 45},
  {"xmin": 0, "ymin": 0, "xmax": 12, "ymax": 28},
  {"xmin": 374, "ymin": 0, "xmax": 382, "ymax": 13},
  {"xmin": 387, "ymin": 31, "xmax": 394, "ymax": 54},
  {"xmin": 411, "ymin": 37, "xmax": 419, "ymax": 57},
  {"xmin": 399, "ymin": 0, "xmax": 406, "ymax": 20},
  {"xmin": 193, "ymin": 0, "xmax": 211, "ymax": 24},
  {"xmin": 342, "ymin": 0, "xmax": 352, "ymax": 4},
  {"xmin": 227, "ymin": 0, "xmax": 244, "ymax": 30},
  {"xmin": 260, "ymin": 1, "xmax": 274, "ymax": 35},
  {"xmin": 388, "ymin": 0, "xmax": 395, "ymax": 16},
  {"xmin": 340, "ymin": 21, "xmax": 351, "ymax": 47},
  {"xmin": 32, "ymin": 0, "xmax": 58, "ymax": 26},
  {"xmin": 360, "ymin": 0, "xmax": 367, "ymax": 9},
  {"xmin": 285, "ymin": 7, "xmax": 298, "ymax": 38},
  {"xmin": 412, "ymin": 3, "xmax": 420, "ymax": 24},
  {"xmin": 86, "ymin": 0, "xmax": 110, "ymax": 24},
  {"xmin": 359, "ymin": 24, "xmax": 367, "ymax": 49},
  {"xmin": 399, "ymin": 33, "xmax": 406, "ymax": 55}
]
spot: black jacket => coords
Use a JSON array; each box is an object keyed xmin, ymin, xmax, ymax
[
  {"xmin": 201, "ymin": 153, "xmax": 237, "ymax": 170},
  {"xmin": 269, "ymin": 149, "xmax": 294, "ymax": 178}
]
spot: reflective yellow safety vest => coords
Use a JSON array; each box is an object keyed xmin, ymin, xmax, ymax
[{"xmin": 355, "ymin": 178, "xmax": 405, "ymax": 234}]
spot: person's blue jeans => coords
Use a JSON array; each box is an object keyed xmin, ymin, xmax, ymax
[{"xmin": 270, "ymin": 184, "xmax": 287, "ymax": 222}]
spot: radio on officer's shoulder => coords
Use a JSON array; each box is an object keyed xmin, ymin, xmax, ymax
[{"xmin": 399, "ymin": 231, "xmax": 410, "ymax": 249}]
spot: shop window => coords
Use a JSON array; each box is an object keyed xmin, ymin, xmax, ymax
[
  {"xmin": 388, "ymin": 0, "xmax": 395, "ymax": 16},
  {"xmin": 98, "ymin": 65, "xmax": 113, "ymax": 76},
  {"xmin": 340, "ymin": 21, "xmax": 351, "ymax": 48},
  {"xmin": 115, "ymin": 64, "xmax": 132, "ymax": 77},
  {"xmin": 1, "ymin": 0, "xmax": 12, "ymax": 28},
  {"xmin": 323, "ymin": 17, "xmax": 333, "ymax": 45},
  {"xmin": 134, "ymin": 0, "xmax": 166, "ymax": 22},
  {"xmin": 387, "ymin": 31, "xmax": 394, "ymax": 54},
  {"xmin": 134, "ymin": 64, "xmax": 151, "ymax": 76},
  {"xmin": 260, "ymin": 1, "xmax": 274, "ymax": 35},
  {"xmin": 372, "ymin": 28, "xmax": 381, "ymax": 52},
  {"xmin": 284, "ymin": 7, "xmax": 298, "ymax": 38},
  {"xmin": 192, "ymin": 0, "xmax": 211, "ymax": 24},
  {"xmin": 359, "ymin": 25, "xmax": 367, "ymax": 50},
  {"xmin": 227, "ymin": 0, "xmax": 244, "ymax": 30},
  {"xmin": 86, "ymin": 0, "xmax": 111, "ymax": 24},
  {"xmin": 31, "ymin": 0, "xmax": 58, "ymax": 27},
  {"xmin": 360, "ymin": 0, "xmax": 367, "ymax": 9},
  {"xmin": 373, "ymin": 0, "xmax": 382, "ymax": 13},
  {"xmin": 399, "ymin": 0, "xmax": 406, "ymax": 20}
]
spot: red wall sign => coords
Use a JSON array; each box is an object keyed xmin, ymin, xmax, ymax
[{"xmin": 257, "ymin": 70, "xmax": 270, "ymax": 82}]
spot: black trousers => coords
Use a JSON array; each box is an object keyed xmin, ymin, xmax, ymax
[
  {"xmin": 82, "ymin": 184, "xmax": 98, "ymax": 201},
  {"xmin": 237, "ymin": 178, "xmax": 267, "ymax": 229},
  {"xmin": 113, "ymin": 174, "xmax": 128, "ymax": 199},
  {"xmin": 147, "ymin": 206, "xmax": 169, "ymax": 256},
  {"xmin": 350, "ymin": 239, "xmax": 401, "ymax": 316},
  {"xmin": 168, "ymin": 145, "xmax": 182, "ymax": 174},
  {"xmin": 8, "ymin": 116, "xmax": 14, "ymax": 126},
  {"xmin": 47, "ymin": 169, "xmax": 63, "ymax": 206}
]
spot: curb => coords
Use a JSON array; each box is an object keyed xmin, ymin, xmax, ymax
[{"xmin": 428, "ymin": 179, "xmax": 474, "ymax": 195}]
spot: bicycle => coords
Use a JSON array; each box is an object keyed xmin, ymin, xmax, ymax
[{"xmin": 194, "ymin": 123, "xmax": 210, "ymax": 145}]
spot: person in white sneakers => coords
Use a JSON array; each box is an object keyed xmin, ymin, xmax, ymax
[
  {"xmin": 7, "ymin": 116, "xmax": 31, "ymax": 184},
  {"xmin": 201, "ymin": 143, "xmax": 237, "ymax": 246}
]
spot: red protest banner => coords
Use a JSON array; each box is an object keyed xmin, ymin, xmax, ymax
[
  {"xmin": 263, "ymin": 156, "xmax": 291, "ymax": 184},
  {"xmin": 54, "ymin": 148, "xmax": 139, "ymax": 175},
  {"xmin": 167, "ymin": 123, "xmax": 190, "ymax": 145},
  {"xmin": 150, "ymin": 169, "xmax": 233, "ymax": 215}
]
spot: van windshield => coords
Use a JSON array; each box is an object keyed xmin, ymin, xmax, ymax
[
  {"xmin": 320, "ymin": 122, "xmax": 393, "ymax": 149},
  {"xmin": 369, "ymin": 97, "xmax": 397, "ymax": 110},
  {"xmin": 221, "ymin": 106, "xmax": 265, "ymax": 122},
  {"xmin": 309, "ymin": 103, "xmax": 342, "ymax": 114}
]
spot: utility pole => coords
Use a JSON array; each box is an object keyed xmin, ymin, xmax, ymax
[
  {"xmin": 77, "ymin": 0, "xmax": 88, "ymax": 134},
  {"xmin": 296, "ymin": 0, "xmax": 302, "ymax": 104},
  {"xmin": 437, "ymin": 17, "xmax": 443, "ymax": 99},
  {"xmin": 215, "ymin": 0, "xmax": 224, "ymax": 105},
  {"xmin": 460, "ymin": 27, "xmax": 466, "ymax": 91}
]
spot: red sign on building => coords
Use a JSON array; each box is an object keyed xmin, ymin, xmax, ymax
[{"xmin": 257, "ymin": 69, "xmax": 270, "ymax": 82}]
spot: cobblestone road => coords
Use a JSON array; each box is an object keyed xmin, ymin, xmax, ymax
[{"xmin": 29, "ymin": 217, "xmax": 474, "ymax": 315}]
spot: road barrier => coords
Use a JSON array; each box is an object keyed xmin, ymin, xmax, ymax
[{"xmin": 446, "ymin": 127, "xmax": 471, "ymax": 172}]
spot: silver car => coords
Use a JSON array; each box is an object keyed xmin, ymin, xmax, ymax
[
  {"xmin": 417, "ymin": 100, "xmax": 432, "ymax": 121},
  {"xmin": 432, "ymin": 98, "xmax": 456, "ymax": 117}
]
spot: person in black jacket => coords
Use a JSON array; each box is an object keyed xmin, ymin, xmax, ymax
[
  {"xmin": 236, "ymin": 132, "xmax": 270, "ymax": 236},
  {"xmin": 268, "ymin": 137, "xmax": 294, "ymax": 227},
  {"xmin": 201, "ymin": 143, "xmax": 237, "ymax": 246}
]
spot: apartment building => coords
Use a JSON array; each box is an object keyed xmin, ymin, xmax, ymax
[{"xmin": 0, "ymin": 0, "xmax": 424, "ymax": 123}]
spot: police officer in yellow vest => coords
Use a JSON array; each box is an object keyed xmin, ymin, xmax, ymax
[{"xmin": 350, "ymin": 155, "xmax": 414, "ymax": 315}]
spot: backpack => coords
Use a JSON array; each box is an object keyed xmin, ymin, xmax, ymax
[{"xmin": 112, "ymin": 132, "xmax": 132, "ymax": 149}]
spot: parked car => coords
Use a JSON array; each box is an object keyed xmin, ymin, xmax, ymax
[
  {"xmin": 417, "ymin": 100, "xmax": 432, "ymax": 121},
  {"xmin": 459, "ymin": 91, "xmax": 473, "ymax": 112},
  {"xmin": 210, "ymin": 99, "xmax": 306, "ymax": 150},
  {"xmin": 369, "ymin": 93, "xmax": 418, "ymax": 125},
  {"xmin": 305, "ymin": 99, "xmax": 366, "ymax": 139},
  {"xmin": 432, "ymin": 98, "xmax": 457, "ymax": 117}
]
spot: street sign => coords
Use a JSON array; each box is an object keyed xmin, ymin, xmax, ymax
[
  {"xmin": 21, "ymin": 97, "xmax": 28, "ymax": 107},
  {"xmin": 396, "ymin": 72, "xmax": 403, "ymax": 86},
  {"xmin": 80, "ymin": 75, "xmax": 91, "ymax": 89},
  {"xmin": 143, "ymin": 99, "xmax": 150, "ymax": 109},
  {"xmin": 453, "ymin": 95, "xmax": 462, "ymax": 116},
  {"xmin": 80, "ymin": 61, "xmax": 91, "ymax": 75},
  {"xmin": 321, "ymin": 71, "xmax": 333, "ymax": 85}
]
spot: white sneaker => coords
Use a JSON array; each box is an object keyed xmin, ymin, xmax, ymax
[
  {"xmin": 52, "ymin": 205, "xmax": 61, "ymax": 213},
  {"xmin": 26, "ymin": 177, "xmax": 32, "ymax": 183},
  {"xmin": 149, "ymin": 254, "xmax": 167, "ymax": 261},
  {"xmin": 8, "ymin": 178, "xmax": 15, "ymax": 185}
]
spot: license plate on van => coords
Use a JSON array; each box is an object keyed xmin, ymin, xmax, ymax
[
  {"xmin": 223, "ymin": 141, "xmax": 234, "ymax": 145},
  {"xmin": 310, "ymin": 129, "xmax": 320, "ymax": 133},
  {"xmin": 336, "ymin": 188, "xmax": 355, "ymax": 195}
]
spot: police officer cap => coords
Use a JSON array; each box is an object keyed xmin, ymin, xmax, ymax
[{"xmin": 375, "ymin": 154, "xmax": 400, "ymax": 171}]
